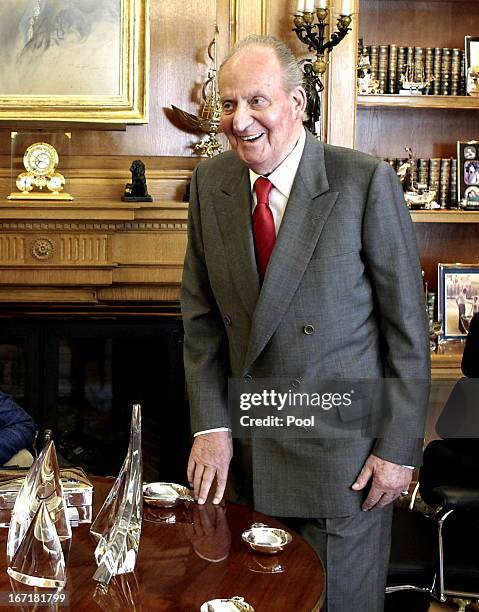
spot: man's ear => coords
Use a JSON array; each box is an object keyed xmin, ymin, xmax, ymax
[{"xmin": 291, "ymin": 86, "xmax": 307, "ymax": 117}]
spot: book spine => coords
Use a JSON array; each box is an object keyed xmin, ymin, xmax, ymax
[
  {"xmin": 439, "ymin": 158, "xmax": 451, "ymax": 208},
  {"xmin": 441, "ymin": 48, "xmax": 452, "ymax": 95},
  {"xmin": 429, "ymin": 158, "xmax": 441, "ymax": 193},
  {"xmin": 433, "ymin": 47, "xmax": 442, "ymax": 95},
  {"xmin": 450, "ymin": 158, "xmax": 458, "ymax": 208},
  {"xmin": 425, "ymin": 48, "xmax": 434, "ymax": 94},
  {"xmin": 397, "ymin": 47, "xmax": 407, "ymax": 92},
  {"xmin": 370, "ymin": 45, "xmax": 379, "ymax": 81},
  {"xmin": 418, "ymin": 158, "xmax": 429, "ymax": 187},
  {"xmin": 460, "ymin": 50, "xmax": 466, "ymax": 96},
  {"xmin": 450, "ymin": 48, "xmax": 462, "ymax": 96},
  {"xmin": 388, "ymin": 45, "xmax": 398, "ymax": 94},
  {"xmin": 378, "ymin": 45, "xmax": 389, "ymax": 94}
]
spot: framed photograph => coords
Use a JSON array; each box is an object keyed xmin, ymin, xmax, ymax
[
  {"xmin": 465, "ymin": 36, "xmax": 479, "ymax": 96},
  {"xmin": 0, "ymin": 0, "xmax": 149, "ymax": 124},
  {"xmin": 457, "ymin": 141, "xmax": 479, "ymax": 203},
  {"xmin": 438, "ymin": 263, "xmax": 479, "ymax": 339}
]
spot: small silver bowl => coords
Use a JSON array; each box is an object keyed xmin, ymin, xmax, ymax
[
  {"xmin": 200, "ymin": 596, "xmax": 254, "ymax": 611},
  {"xmin": 242, "ymin": 522, "xmax": 292, "ymax": 554},
  {"xmin": 143, "ymin": 482, "xmax": 193, "ymax": 508}
]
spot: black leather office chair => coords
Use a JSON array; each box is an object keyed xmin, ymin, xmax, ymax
[{"xmin": 386, "ymin": 313, "xmax": 479, "ymax": 612}]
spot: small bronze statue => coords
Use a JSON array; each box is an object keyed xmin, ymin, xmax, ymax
[{"xmin": 122, "ymin": 160, "xmax": 153, "ymax": 202}]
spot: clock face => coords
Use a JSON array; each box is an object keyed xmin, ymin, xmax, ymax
[
  {"xmin": 23, "ymin": 142, "xmax": 59, "ymax": 177},
  {"xmin": 16, "ymin": 172, "xmax": 34, "ymax": 192},
  {"xmin": 47, "ymin": 173, "xmax": 65, "ymax": 192}
]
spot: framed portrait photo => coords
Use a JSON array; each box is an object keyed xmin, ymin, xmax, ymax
[
  {"xmin": 438, "ymin": 263, "xmax": 479, "ymax": 339},
  {"xmin": 457, "ymin": 141, "xmax": 479, "ymax": 203},
  {"xmin": 0, "ymin": 0, "xmax": 149, "ymax": 124},
  {"xmin": 465, "ymin": 36, "xmax": 479, "ymax": 96}
]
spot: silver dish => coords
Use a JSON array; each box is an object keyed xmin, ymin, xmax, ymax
[
  {"xmin": 143, "ymin": 482, "xmax": 193, "ymax": 508},
  {"xmin": 200, "ymin": 596, "xmax": 254, "ymax": 611},
  {"xmin": 241, "ymin": 522, "xmax": 292, "ymax": 554}
]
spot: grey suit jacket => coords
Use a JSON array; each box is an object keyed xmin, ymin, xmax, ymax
[{"xmin": 181, "ymin": 132, "xmax": 430, "ymax": 517}]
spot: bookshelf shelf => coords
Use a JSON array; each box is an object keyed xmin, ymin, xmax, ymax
[
  {"xmin": 411, "ymin": 210, "xmax": 479, "ymax": 223},
  {"xmin": 358, "ymin": 95, "xmax": 479, "ymax": 110}
]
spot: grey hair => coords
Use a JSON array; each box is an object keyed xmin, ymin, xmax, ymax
[{"xmin": 219, "ymin": 35, "xmax": 303, "ymax": 92}]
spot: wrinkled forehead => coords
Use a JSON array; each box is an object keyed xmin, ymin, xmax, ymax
[{"xmin": 219, "ymin": 46, "xmax": 287, "ymax": 91}]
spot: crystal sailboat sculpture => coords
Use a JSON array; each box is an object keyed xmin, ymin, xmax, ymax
[
  {"xmin": 7, "ymin": 440, "xmax": 72, "ymax": 563},
  {"xmin": 7, "ymin": 501, "xmax": 66, "ymax": 588},
  {"xmin": 90, "ymin": 404, "xmax": 143, "ymax": 585}
]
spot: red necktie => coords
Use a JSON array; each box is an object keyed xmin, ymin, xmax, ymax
[{"xmin": 253, "ymin": 177, "xmax": 275, "ymax": 281}]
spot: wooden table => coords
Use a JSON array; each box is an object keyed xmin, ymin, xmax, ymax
[{"xmin": 0, "ymin": 478, "xmax": 324, "ymax": 611}]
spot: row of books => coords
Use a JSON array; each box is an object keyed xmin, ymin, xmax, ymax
[
  {"xmin": 384, "ymin": 157, "xmax": 458, "ymax": 208},
  {"xmin": 360, "ymin": 43, "xmax": 466, "ymax": 95}
]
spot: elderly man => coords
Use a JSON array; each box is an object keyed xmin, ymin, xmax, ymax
[{"xmin": 181, "ymin": 35, "xmax": 429, "ymax": 611}]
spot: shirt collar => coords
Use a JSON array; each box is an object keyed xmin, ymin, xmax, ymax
[{"xmin": 249, "ymin": 128, "xmax": 306, "ymax": 198}]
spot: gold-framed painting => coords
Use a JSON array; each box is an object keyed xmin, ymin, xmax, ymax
[{"xmin": 0, "ymin": 0, "xmax": 149, "ymax": 124}]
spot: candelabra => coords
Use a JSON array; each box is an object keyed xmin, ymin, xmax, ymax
[{"xmin": 293, "ymin": 1, "xmax": 353, "ymax": 137}]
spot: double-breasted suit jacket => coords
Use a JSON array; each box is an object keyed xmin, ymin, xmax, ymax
[{"xmin": 181, "ymin": 132, "xmax": 430, "ymax": 518}]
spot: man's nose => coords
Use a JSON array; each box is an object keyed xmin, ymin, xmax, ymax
[{"xmin": 232, "ymin": 105, "xmax": 253, "ymax": 132}]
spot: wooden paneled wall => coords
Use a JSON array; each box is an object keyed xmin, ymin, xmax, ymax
[{"xmin": 0, "ymin": 0, "xmax": 329, "ymax": 158}]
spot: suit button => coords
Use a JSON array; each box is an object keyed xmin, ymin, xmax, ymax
[
  {"xmin": 224, "ymin": 315, "xmax": 232, "ymax": 326},
  {"xmin": 292, "ymin": 378, "xmax": 301, "ymax": 388},
  {"xmin": 244, "ymin": 374, "xmax": 253, "ymax": 382},
  {"xmin": 303, "ymin": 324, "xmax": 315, "ymax": 335}
]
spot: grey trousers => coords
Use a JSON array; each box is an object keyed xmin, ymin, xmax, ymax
[{"xmin": 281, "ymin": 505, "xmax": 393, "ymax": 612}]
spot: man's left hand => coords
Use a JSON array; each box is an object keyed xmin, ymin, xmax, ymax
[{"xmin": 352, "ymin": 454, "xmax": 413, "ymax": 511}]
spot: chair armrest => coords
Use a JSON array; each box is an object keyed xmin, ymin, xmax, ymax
[{"xmin": 433, "ymin": 486, "xmax": 479, "ymax": 510}]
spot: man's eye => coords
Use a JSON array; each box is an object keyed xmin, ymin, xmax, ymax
[
  {"xmin": 251, "ymin": 97, "xmax": 265, "ymax": 106},
  {"xmin": 221, "ymin": 102, "xmax": 234, "ymax": 112}
]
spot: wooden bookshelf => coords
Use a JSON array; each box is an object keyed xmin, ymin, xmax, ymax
[
  {"xmin": 358, "ymin": 95, "xmax": 479, "ymax": 110},
  {"xmin": 411, "ymin": 210, "xmax": 479, "ymax": 223}
]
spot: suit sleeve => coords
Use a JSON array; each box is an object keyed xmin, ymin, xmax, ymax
[
  {"xmin": 361, "ymin": 161, "xmax": 431, "ymax": 466},
  {"xmin": 181, "ymin": 166, "xmax": 231, "ymax": 434}
]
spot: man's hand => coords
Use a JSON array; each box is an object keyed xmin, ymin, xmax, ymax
[
  {"xmin": 187, "ymin": 431, "xmax": 233, "ymax": 505},
  {"xmin": 352, "ymin": 453, "xmax": 413, "ymax": 511}
]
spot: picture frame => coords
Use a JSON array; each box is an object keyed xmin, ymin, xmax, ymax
[
  {"xmin": 457, "ymin": 140, "xmax": 479, "ymax": 204},
  {"xmin": 465, "ymin": 36, "xmax": 479, "ymax": 96},
  {"xmin": 0, "ymin": 0, "xmax": 149, "ymax": 125},
  {"xmin": 438, "ymin": 263, "xmax": 479, "ymax": 339}
]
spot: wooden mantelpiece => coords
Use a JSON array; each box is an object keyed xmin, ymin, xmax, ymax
[{"xmin": 0, "ymin": 156, "xmax": 196, "ymax": 305}]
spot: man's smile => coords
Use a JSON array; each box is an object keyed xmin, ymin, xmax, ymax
[{"xmin": 239, "ymin": 133, "xmax": 265, "ymax": 142}]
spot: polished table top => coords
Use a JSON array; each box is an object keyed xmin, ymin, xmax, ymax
[{"xmin": 0, "ymin": 477, "xmax": 324, "ymax": 611}]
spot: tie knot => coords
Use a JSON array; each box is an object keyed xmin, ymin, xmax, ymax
[{"xmin": 254, "ymin": 176, "xmax": 273, "ymax": 205}]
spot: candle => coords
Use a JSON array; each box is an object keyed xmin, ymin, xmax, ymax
[
  {"xmin": 296, "ymin": 0, "xmax": 305, "ymax": 13},
  {"xmin": 315, "ymin": 0, "xmax": 328, "ymax": 8},
  {"xmin": 340, "ymin": 0, "xmax": 352, "ymax": 14},
  {"xmin": 304, "ymin": 0, "xmax": 315, "ymax": 11}
]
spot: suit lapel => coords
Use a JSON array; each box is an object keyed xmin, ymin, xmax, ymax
[
  {"xmin": 245, "ymin": 135, "xmax": 339, "ymax": 369},
  {"xmin": 214, "ymin": 159, "xmax": 260, "ymax": 317}
]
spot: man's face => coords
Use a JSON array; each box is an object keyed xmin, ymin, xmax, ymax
[{"xmin": 219, "ymin": 46, "xmax": 306, "ymax": 175}]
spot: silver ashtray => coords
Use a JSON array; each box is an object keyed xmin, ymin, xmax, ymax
[
  {"xmin": 143, "ymin": 482, "xmax": 193, "ymax": 508},
  {"xmin": 242, "ymin": 522, "xmax": 292, "ymax": 554},
  {"xmin": 200, "ymin": 596, "xmax": 254, "ymax": 611}
]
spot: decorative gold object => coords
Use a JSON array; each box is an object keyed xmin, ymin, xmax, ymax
[
  {"xmin": 293, "ymin": 1, "xmax": 353, "ymax": 137},
  {"xmin": 171, "ymin": 28, "xmax": 222, "ymax": 158},
  {"xmin": 9, "ymin": 141, "xmax": 73, "ymax": 201}
]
